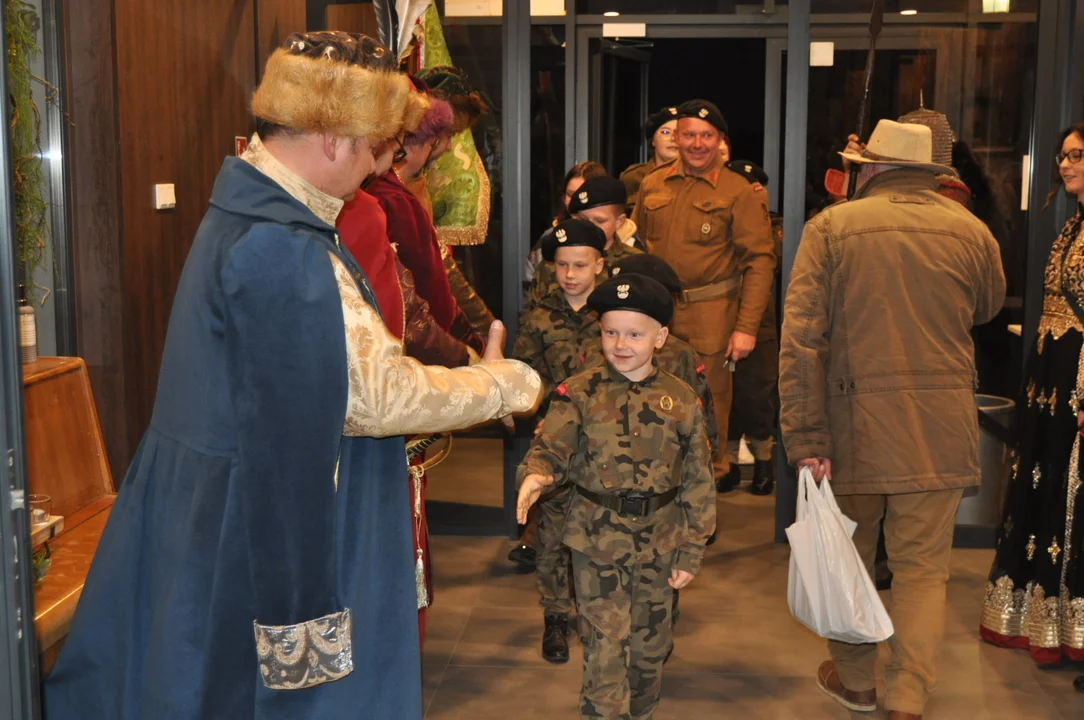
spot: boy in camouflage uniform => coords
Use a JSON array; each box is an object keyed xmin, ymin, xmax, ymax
[
  {"xmin": 523, "ymin": 175, "xmax": 642, "ymax": 314},
  {"xmin": 518, "ymin": 274, "xmax": 716, "ymax": 719},
  {"xmin": 513, "ymin": 217, "xmax": 608, "ymax": 663}
]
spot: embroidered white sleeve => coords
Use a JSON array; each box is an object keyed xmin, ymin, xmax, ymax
[{"xmin": 329, "ymin": 252, "xmax": 541, "ymax": 437}]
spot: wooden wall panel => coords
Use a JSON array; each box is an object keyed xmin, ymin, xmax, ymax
[
  {"xmin": 257, "ymin": 0, "xmax": 308, "ymax": 75},
  {"xmin": 325, "ymin": 4, "xmax": 379, "ymax": 36},
  {"xmin": 113, "ymin": 0, "xmax": 257, "ymax": 453},
  {"xmin": 64, "ymin": 0, "xmax": 128, "ymax": 480}
]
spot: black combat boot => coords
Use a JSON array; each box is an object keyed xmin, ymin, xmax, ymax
[
  {"xmin": 507, "ymin": 544, "xmax": 537, "ymax": 573},
  {"xmin": 750, "ymin": 458, "xmax": 775, "ymax": 496},
  {"xmin": 542, "ymin": 614, "xmax": 570, "ymax": 664},
  {"xmin": 716, "ymin": 464, "xmax": 742, "ymax": 493}
]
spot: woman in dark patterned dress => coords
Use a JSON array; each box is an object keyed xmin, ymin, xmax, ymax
[{"xmin": 981, "ymin": 123, "xmax": 1084, "ymax": 667}]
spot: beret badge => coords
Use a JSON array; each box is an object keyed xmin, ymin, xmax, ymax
[
  {"xmin": 556, "ymin": 228, "xmax": 568, "ymax": 243},
  {"xmin": 617, "ymin": 284, "xmax": 630, "ymax": 300}
]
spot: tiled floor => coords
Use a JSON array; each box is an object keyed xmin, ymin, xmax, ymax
[{"xmin": 422, "ymin": 484, "xmax": 1084, "ymax": 719}]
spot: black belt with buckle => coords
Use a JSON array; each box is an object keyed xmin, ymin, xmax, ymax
[{"xmin": 575, "ymin": 486, "xmax": 680, "ymax": 519}]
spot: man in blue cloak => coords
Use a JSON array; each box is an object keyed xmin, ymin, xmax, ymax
[{"xmin": 43, "ymin": 32, "xmax": 540, "ymax": 720}]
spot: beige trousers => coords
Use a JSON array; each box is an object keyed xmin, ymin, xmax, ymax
[{"xmin": 828, "ymin": 488, "xmax": 964, "ymax": 716}]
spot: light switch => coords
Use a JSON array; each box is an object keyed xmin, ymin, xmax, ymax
[{"xmin": 154, "ymin": 183, "xmax": 176, "ymax": 210}]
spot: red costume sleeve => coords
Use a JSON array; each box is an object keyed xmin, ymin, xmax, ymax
[
  {"xmin": 336, "ymin": 190, "xmax": 406, "ymax": 340},
  {"xmin": 369, "ymin": 174, "xmax": 460, "ymax": 332}
]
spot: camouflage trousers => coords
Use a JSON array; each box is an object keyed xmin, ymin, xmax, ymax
[
  {"xmin": 537, "ymin": 484, "xmax": 574, "ymax": 615},
  {"xmin": 571, "ymin": 549, "xmax": 676, "ymax": 720}
]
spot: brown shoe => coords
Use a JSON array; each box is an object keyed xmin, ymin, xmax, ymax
[
  {"xmin": 886, "ymin": 713, "xmax": 922, "ymax": 720},
  {"xmin": 816, "ymin": 661, "xmax": 877, "ymax": 713}
]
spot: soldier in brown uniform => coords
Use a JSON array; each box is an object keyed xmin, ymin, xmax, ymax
[
  {"xmin": 632, "ymin": 99, "xmax": 775, "ymax": 483},
  {"xmin": 620, "ymin": 106, "xmax": 680, "ymax": 216},
  {"xmin": 518, "ymin": 274, "xmax": 715, "ymax": 720},
  {"xmin": 513, "ymin": 218, "xmax": 607, "ymax": 663},
  {"xmin": 718, "ymin": 159, "xmax": 782, "ymax": 495}
]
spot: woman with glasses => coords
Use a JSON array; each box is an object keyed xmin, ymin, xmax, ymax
[
  {"xmin": 619, "ymin": 106, "xmax": 681, "ymax": 216},
  {"xmin": 981, "ymin": 122, "xmax": 1084, "ymax": 668}
]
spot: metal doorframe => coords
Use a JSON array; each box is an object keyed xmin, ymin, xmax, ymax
[
  {"xmin": 572, "ymin": 24, "xmax": 789, "ymax": 174},
  {"xmin": 0, "ymin": 0, "xmax": 42, "ymax": 712}
]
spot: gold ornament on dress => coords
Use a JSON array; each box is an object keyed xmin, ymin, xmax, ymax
[
  {"xmin": 1027, "ymin": 381, "xmax": 1037, "ymax": 407},
  {"xmin": 1049, "ymin": 387, "xmax": 1058, "ymax": 416},
  {"xmin": 1033, "ymin": 464, "xmax": 1042, "ymax": 489},
  {"xmin": 1026, "ymin": 534, "xmax": 1036, "ymax": 561},
  {"xmin": 1049, "ymin": 537, "xmax": 1062, "ymax": 564}
]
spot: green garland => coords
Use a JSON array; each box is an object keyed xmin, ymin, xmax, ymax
[{"xmin": 7, "ymin": 0, "xmax": 47, "ymax": 303}]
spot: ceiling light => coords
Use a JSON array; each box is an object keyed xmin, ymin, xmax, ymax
[
  {"xmin": 900, "ymin": 8, "xmax": 918, "ymax": 14},
  {"xmin": 604, "ymin": 11, "xmax": 620, "ymax": 16}
]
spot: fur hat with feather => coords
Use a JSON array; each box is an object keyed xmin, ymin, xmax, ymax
[{"xmin": 252, "ymin": 31, "xmax": 428, "ymax": 145}]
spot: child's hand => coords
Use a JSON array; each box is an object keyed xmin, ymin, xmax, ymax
[
  {"xmin": 517, "ymin": 474, "xmax": 555, "ymax": 523},
  {"xmin": 668, "ymin": 569, "xmax": 695, "ymax": 590}
]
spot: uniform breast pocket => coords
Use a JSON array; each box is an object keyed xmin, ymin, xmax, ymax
[
  {"xmin": 642, "ymin": 193, "xmax": 673, "ymax": 241},
  {"xmin": 690, "ymin": 198, "xmax": 732, "ymax": 244}
]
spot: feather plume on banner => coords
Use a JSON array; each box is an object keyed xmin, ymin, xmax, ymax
[
  {"xmin": 410, "ymin": 3, "xmax": 491, "ymax": 246},
  {"xmin": 371, "ymin": 0, "xmax": 400, "ymax": 53}
]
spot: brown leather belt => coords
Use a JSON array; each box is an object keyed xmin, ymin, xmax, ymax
[{"xmin": 681, "ymin": 275, "xmax": 741, "ymax": 303}]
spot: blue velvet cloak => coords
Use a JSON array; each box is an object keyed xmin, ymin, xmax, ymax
[{"xmin": 44, "ymin": 159, "xmax": 423, "ymax": 719}]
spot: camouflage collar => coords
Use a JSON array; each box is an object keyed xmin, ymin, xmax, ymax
[{"xmin": 604, "ymin": 357, "xmax": 660, "ymax": 386}]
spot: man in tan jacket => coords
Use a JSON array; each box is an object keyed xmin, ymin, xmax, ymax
[
  {"xmin": 779, "ymin": 120, "xmax": 1005, "ymax": 720},
  {"xmin": 634, "ymin": 99, "xmax": 775, "ymax": 483}
]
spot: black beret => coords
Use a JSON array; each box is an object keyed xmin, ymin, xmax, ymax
[
  {"xmin": 727, "ymin": 159, "xmax": 769, "ymax": 187},
  {"xmin": 610, "ymin": 254, "xmax": 683, "ymax": 295},
  {"xmin": 568, "ymin": 176, "xmax": 627, "ymax": 214},
  {"xmin": 540, "ymin": 219, "xmax": 607, "ymax": 262},
  {"xmin": 676, "ymin": 99, "xmax": 728, "ymax": 135},
  {"xmin": 645, "ymin": 105, "xmax": 680, "ymax": 139},
  {"xmin": 588, "ymin": 275, "xmax": 674, "ymax": 327}
]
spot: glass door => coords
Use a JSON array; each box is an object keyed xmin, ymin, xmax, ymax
[{"xmin": 586, "ymin": 38, "xmax": 651, "ymax": 176}]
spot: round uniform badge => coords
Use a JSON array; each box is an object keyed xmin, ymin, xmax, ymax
[
  {"xmin": 661, "ymin": 395, "xmax": 674, "ymax": 411},
  {"xmin": 701, "ymin": 223, "xmax": 711, "ymax": 235}
]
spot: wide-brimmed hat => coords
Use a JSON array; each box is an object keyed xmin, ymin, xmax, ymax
[{"xmin": 839, "ymin": 119, "xmax": 955, "ymax": 177}]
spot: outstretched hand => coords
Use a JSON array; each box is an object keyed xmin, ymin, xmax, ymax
[
  {"xmin": 517, "ymin": 473, "xmax": 555, "ymax": 524},
  {"xmin": 483, "ymin": 321, "xmax": 516, "ymax": 429}
]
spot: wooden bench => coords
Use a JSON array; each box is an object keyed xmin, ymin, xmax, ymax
[{"xmin": 23, "ymin": 357, "xmax": 116, "ymax": 673}]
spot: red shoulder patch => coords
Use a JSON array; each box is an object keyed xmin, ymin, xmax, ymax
[
  {"xmin": 695, "ymin": 362, "xmax": 706, "ymax": 375},
  {"xmin": 556, "ymin": 384, "xmax": 568, "ymax": 396},
  {"xmin": 753, "ymin": 182, "xmax": 765, "ymax": 193}
]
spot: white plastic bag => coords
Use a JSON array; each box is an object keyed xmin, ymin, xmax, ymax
[{"xmin": 786, "ymin": 467, "xmax": 894, "ymax": 644}]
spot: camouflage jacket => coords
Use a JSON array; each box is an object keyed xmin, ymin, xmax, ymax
[
  {"xmin": 521, "ymin": 237, "xmax": 643, "ymax": 316},
  {"xmin": 518, "ymin": 361, "xmax": 715, "ymax": 574},
  {"xmin": 581, "ymin": 334, "xmax": 719, "ymax": 458},
  {"xmin": 512, "ymin": 285, "xmax": 601, "ymax": 416}
]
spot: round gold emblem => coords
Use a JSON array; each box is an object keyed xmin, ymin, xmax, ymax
[
  {"xmin": 701, "ymin": 223, "xmax": 711, "ymax": 234},
  {"xmin": 661, "ymin": 396, "xmax": 674, "ymax": 411}
]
